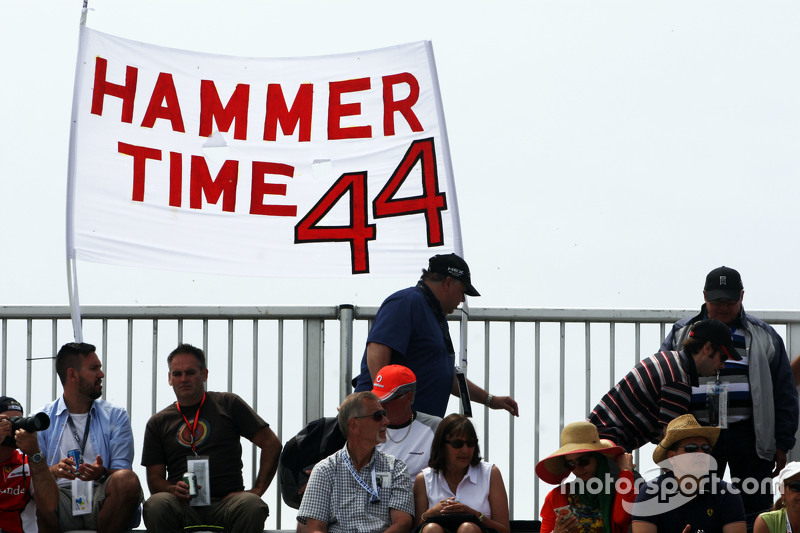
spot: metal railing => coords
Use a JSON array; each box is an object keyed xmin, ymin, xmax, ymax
[{"xmin": 2, "ymin": 305, "xmax": 799, "ymax": 529}]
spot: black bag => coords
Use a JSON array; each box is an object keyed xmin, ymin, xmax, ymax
[{"xmin": 278, "ymin": 416, "xmax": 346, "ymax": 509}]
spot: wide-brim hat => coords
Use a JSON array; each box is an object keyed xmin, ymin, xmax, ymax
[
  {"xmin": 535, "ymin": 421, "xmax": 623, "ymax": 484},
  {"xmin": 653, "ymin": 414, "xmax": 720, "ymax": 464}
]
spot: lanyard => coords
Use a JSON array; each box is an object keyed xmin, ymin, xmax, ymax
[
  {"xmin": 176, "ymin": 392, "xmax": 206, "ymax": 456},
  {"xmin": 66, "ymin": 413, "xmax": 92, "ymax": 455},
  {"xmin": 342, "ymin": 450, "xmax": 380, "ymax": 503}
]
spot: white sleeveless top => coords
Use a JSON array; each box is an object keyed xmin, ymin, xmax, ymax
[{"xmin": 422, "ymin": 461, "xmax": 493, "ymax": 517}]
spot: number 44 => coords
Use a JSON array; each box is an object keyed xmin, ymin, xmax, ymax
[{"xmin": 294, "ymin": 138, "xmax": 447, "ymax": 274}]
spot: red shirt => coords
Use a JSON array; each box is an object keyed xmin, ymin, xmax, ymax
[{"xmin": 0, "ymin": 449, "xmax": 35, "ymax": 533}]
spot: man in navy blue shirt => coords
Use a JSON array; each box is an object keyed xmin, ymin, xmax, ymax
[{"xmin": 352, "ymin": 253, "xmax": 518, "ymax": 419}]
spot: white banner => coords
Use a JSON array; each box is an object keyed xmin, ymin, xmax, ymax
[{"xmin": 67, "ymin": 27, "xmax": 462, "ymax": 278}]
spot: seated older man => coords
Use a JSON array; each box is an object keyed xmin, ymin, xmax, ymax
[
  {"xmin": 372, "ymin": 365, "xmax": 441, "ymax": 479},
  {"xmin": 632, "ymin": 414, "xmax": 745, "ymax": 533},
  {"xmin": 298, "ymin": 391, "xmax": 414, "ymax": 533}
]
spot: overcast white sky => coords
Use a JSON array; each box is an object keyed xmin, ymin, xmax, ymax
[{"xmin": 3, "ymin": 0, "xmax": 800, "ymax": 312}]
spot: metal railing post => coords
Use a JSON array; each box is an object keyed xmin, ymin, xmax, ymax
[
  {"xmin": 339, "ymin": 304, "xmax": 354, "ymax": 404},
  {"xmin": 303, "ymin": 318, "xmax": 325, "ymax": 424}
]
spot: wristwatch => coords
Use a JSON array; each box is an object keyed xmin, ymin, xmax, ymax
[
  {"xmin": 485, "ymin": 394, "xmax": 494, "ymax": 406},
  {"xmin": 30, "ymin": 452, "xmax": 44, "ymax": 464}
]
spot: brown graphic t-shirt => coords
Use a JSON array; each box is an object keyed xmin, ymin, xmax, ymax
[{"xmin": 142, "ymin": 391, "xmax": 268, "ymax": 498}]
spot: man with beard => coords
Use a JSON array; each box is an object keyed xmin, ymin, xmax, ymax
[
  {"xmin": 298, "ymin": 392, "xmax": 414, "ymax": 533},
  {"xmin": 37, "ymin": 342, "xmax": 143, "ymax": 533}
]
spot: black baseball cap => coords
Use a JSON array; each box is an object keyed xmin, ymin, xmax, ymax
[
  {"xmin": 428, "ymin": 253, "xmax": 480, "ymax": 296},
  {"xmin": 0, "ymin": 396, "xmax": 23, "ymax": 415},
  {"xmin": 704, "ymin": 266, "xmax": 743, "ymax": 302},
  {"xmin": 688, "ymin": 319, "xmax": 741, "ymax": 361}
]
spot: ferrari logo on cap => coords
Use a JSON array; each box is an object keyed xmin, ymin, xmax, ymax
[{"xmin": 719, "ymin": 276, "xmax": 727, "ymax": 286}]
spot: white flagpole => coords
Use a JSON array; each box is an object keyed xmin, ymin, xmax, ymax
[{"xmin": 65, "ymin": 0, "xmax": 89, "ymax": 342}]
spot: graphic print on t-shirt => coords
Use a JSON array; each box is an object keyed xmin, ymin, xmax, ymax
[{"xmin": 176, "ymin": 418, "xmax": 211, "ymax": 449}]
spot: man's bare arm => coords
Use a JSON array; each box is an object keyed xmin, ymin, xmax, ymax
[
  {"xmin": 146, "ymin": 464, "xmax": 190, "ymax": 503},
  {"xmin": 384, "ymin": 509, "xmax": 413, "ymax": 533},
  {"xmin": 303, "ymin": 518, "xmax": 328, "ymax": 533},
  {"xmin": 450, "ymin": 376, "xmax": 519, "ymax": 416},
  {"xmin": 366, "ymin": 343, "xmax": 393, "ymax": 382},
  {"xmin": 249, "ymin": 425, "xmax": 282, "ymax": 496}
]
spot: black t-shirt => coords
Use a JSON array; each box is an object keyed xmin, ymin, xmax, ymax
[{"xmin": 142, "ymin": 391, "xmax": 268, "ymax": 498}]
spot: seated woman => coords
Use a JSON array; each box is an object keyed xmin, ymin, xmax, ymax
[
  {"xmin": 413, "ymin": 413, "xmax": 510, "ymax": 533},
  {"xmin": 754, "ymin": 462, "xmax": 800, "ymax": 533},
  {"xmin": 535, "ymin": 421, "xmax": 634, "ymax": 533}
]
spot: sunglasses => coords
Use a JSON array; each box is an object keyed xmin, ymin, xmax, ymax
[
  {"xmin": 354, "ymin": 409, "xmax": 387, "ymax": 422},
  {"xmin": 445, "ymin": 438, "xmax": 478, "ymax": 449},
  {"xmin": 677, "ymin": 444, "xmax": 712, "ymax": 454},
  {"xmin": 563, "ymin": 456, "xmax": 592, "ymax": 470},
  {"xmin": 785, "ymin": 481, "xmax": 800, "ymax": 493}
]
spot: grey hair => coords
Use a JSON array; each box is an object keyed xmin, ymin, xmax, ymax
[{"xmin": 338, "ymin": 391, "xmax": 379, "ymax": 438}]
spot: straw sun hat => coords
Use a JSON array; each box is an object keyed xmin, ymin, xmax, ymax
[
  {"xmin": 535, "ymin": 421, "xmax": 623, "ymax": 484},
  {"xmin": 652, "ymin": 414, "xmax": 720, "ymax": 464}
]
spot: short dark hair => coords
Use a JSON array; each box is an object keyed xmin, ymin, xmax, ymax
[
  {"xmin": 683, "ymin": 336, "xmax": 724, "ymax": 357},
  {"xmin": 55, "ymin": 342, "xmax": 96, "ymax": 385},
  {"xmin": 428, "ymin": 413, "xmax": 482, "ymax": 473},
  {"xmin": 168, "ymin": 344, "xmax": 206, "ymax": 370}
]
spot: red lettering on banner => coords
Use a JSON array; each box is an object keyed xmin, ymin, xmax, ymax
[
  {"xmin": 118, "ymin": 142, "xmax": 162, "ymax": 201},
  {"xmin": 250, "ymin": 162, "xmax": 297, "ymax": 216},
  {"xmin": 169, "ymin": 152, "xmax": 182, "ymax": 207},
  {"xmin": 199, "ymin": 81, "xmax": 250, "ymax": 140},
  {"xmin": 328, "ymin": 78, "xmax": 372, "ymax": 140},
  {"xmin": 382, "ymin": 73, "xmax": 422, "ymax": 136},
  {"xmin": 91, "ymin": 57, "xmax": 138, "ymax": 123},
  {"xmin": 264, "ymin": 84, "xmax": 313, "ymax": 142},
  {"xmin": 91, "ymin": 58, "xmax": 427, "ymax": 142},
  {"xmin": 142, "ymin": 73, "xmax": 186, "ymax": 133},
  {"xmin": 189, "ymin": 156, "xmax": 238, "ymax": 212},
  {"xmin": 118, "ymin": 143, "xmax": 299, "ymax": 214}
]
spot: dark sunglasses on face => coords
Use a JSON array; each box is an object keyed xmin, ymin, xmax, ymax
[
  {"xmin": 785, "ymin": 481, "xmax": 800, "ymax": 493},
  {"xmin": 445, "ymin": 438, "xmax": 478, "ymax": 449},
  {"xmin": 678, "ymin": 443, "xmax": 712, "ymax": 454},
  {"xmin": 563, "ymin": 456, "xmax": 592, "ymax": 470},
  {"xmin": 354, "ymin": 409, "xmax": 387, "ymax": 422}
]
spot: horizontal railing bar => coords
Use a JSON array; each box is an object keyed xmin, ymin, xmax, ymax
[
  {"xmin": 0, "ymin": 306, "xmax": 341, "ymax": 320},
  {"xmin": 6, "ymin": 306, "xmax": 793, "ymax": 325}
]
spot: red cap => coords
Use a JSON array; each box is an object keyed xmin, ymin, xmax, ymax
[{"xmin": 371, "ymin": 365, "xmax": 416, "ymax": 401}]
